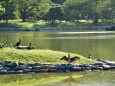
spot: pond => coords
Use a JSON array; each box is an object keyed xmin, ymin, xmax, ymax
[
  {"xmin": 0, "ymin": 71, "xmax": 114, "ymax": 86},
  {"xmin": 0, "ymin": 31, "xmax": 115, "ymax": 61},
  {"xmin": 0, "ymin": 31, "xmax": 115, "ymax": 86}
]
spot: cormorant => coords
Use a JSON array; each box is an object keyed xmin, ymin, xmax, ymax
[
  {"xmin": 15, "ymin": 39, "xmax": 21, "ymax": 47},
  {"xmin": 27, "ymin": 43, "xmax": 32, "ymax": 50},
  {"xmin": 60, "ymin": 54, "xmax": 80, "ymax": 64}
]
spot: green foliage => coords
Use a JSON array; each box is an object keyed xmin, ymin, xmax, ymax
[
  {"xmin": 0, "ymin": 0, "xmax": 11, "ymax": 1},
  {"xmin": 14, "ymin": 0, "xmax": 36, "ymax": 22},
  {"xmin": 34, "ymin": 0, "xmax": 51, "ymax": 20},
  {"xmin": 51, "ymin": 0, "xmax": 66, "ymax": 4},
  {"xmin": 43, "ymin": 5, "xmax": 65, "ymax": 24},
  {"xmin": 63, "ymin": 0, "xmax": 115, "ymax": 23},
  {"xmin": 0, "ymin": 48, "xmax": 96, "ymax": 64},
  {"xmin": 0, "ymin": 0, "xmax": 115, "ymax": 25},
  {"xmin": 13, "ymin": 0, "xmax": 51, "ymax": 22},
  {"xmin": 0, "ymin": 0, "xmax": 16, "ymax": 23},
  {"xmin": 0, "ymin": 5, "xmax": 5, "ymax": 16}
]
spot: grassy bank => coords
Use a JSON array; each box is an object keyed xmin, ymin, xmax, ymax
[
  {"xmin": 0, "ymin": 48, "xmax": 96, "ymax": 64},
  {"xmin": 0, "ymin": 20, "xmax": 115, "ymax": 31}
]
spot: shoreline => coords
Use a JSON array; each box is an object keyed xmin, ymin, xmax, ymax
[{"xmin": 0, "ymin": 25, "xmax": 115, "ymax": 31}]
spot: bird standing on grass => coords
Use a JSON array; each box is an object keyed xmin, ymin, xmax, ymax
[
  {"xmin": 15, "ymin": 39, "xmax": 21, "ymax": 47},
  {"xmin": 60, "ymin": 54, "xmax": 80, "ymax": 64},
  {"xmin": 88, "ymin": 53, "xmax": 92, "ymax": 59},
  {"xmin": 27, "ymin": 43, "xmax": 32, "ymax": 50}
]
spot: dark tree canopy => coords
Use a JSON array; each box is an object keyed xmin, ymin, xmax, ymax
[
  {"xmin": 43, "ymin": 5, "xmax": 64, "ymax": 24},
  {"xmin": 0, "ymin": 1, "xmax": 16, "ymax": 23},
  {"xmin": 51, "ymin": 0, "xmax": 66, "ymax": 4}
]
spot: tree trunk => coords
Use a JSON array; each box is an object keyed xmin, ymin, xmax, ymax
[
  {"xmin": 51, "ymin": 20, "xmax": 55, "ymax": 25},
  {"xmin": 93, "ymin": 18, "xmax": 98, "ymax": 23},
  {"xmin": 6, "ymin": 19, "xmax": 8, "ymax": 23},
  {"xmin": 22, "ymin": 18, "xmax": 26, "ymax": 22},
  {"xmin": 21, "ymin": 14, "xmax": 26, "ymax": 22},
  {"xmin": 93, "ymin": 13, "xmax": 99, "ymax": 23}
]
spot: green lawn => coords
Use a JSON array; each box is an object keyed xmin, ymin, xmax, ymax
[{"xmin": 0, "ymin": 48, "xmax": 96, "ymax": 64}]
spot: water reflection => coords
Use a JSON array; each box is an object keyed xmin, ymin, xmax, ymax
[
  {"xmin": 0, "ymin": 73, "xmax": 83, "ymax": 86},
  {"xmin": 39, "ymin": 35, "xmax": 115, "ymax": 39},
  {"xmin": 57, "ymin": 31, "xmax": 115, "ymax": 34},
  {"xmin": 43, "ymin": 71, "xmax": 115, "ymax": 86},
  {"xmin": 0, "ymin": 71, "xmax": 114, "ymax": 86}
]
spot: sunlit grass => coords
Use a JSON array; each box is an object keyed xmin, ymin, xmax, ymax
[
  {"xmin": 0, "ymin": 20, "xmax": 114, "ymax": 30},
  {"xmin": 0, "ymin": 48, "xmax": 96, "ymax": 64}
]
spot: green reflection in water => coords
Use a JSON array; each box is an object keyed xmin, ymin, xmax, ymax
[
  {"xmin": 0, "ymin": 73, "xmax": 83, "ymax": 86},
  {"xmin": 0, "ymin": 71, "xmax": 114, "ymax": 86},
  {"xmin": 43, "ymin": 71, "xmax": 115, "ymax": 86}
]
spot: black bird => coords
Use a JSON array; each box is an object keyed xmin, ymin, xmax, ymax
[
  {"xmin": 15, "ymin": 39, "xmax": 21, "ymax": 47},
  {"xmin": 27, "ymin": 43, "xmax": 32, "ymax": 50},
  {"xmin": 60, "ymin": 54, "xmax": 80, "ymax": 64},
  {"xmin": 88, "ymin": 53, "xmax": 92, "ymax": 58}
]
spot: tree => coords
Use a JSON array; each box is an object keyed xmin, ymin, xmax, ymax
[
  {"xmin": 95, "ymin": 0, "xmax": 110, "ymax": 21},
  {"xmin": 43, "ymin": 5, "xmax": 64, "ymax": 24},
  {"xmin": 0, "ymin": 5, "xmax": 5, "ymax": 16},
  {"xmin": 14, "ymin": 0, "xmax": 51, "ymax": 22},
  {"xmin": 1, "ymin": 0, "xmax": 16, "ymax": 23},
  {"xmin": 33, "ymin": 0, "xmax": 51, "ymax": 20},
  {"xmin": 63, "ymin": 0, "xmax": 113, "ymax": 23},
  {"xmin": 108, "ymin": 0, "xmax": 115, "ymax": 21},
  {"xmin": 64, "ymin": 0, "xmax": 89, "ymax": 21},
  {"xmin": 14, "ymin": 0, "xmax": 35, "ymax": 22}
]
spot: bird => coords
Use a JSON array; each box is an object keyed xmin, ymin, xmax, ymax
[
  {"xmin": 27, "ymin": 43, "xmax": 32, "ymax": 50},
  {"xmin": 60, "ymin": 54, "xmax": 80, "ymax": 64},
  {"xmin": 15, "ymin": 39, "xmax": 21, "ymax": 47},
  {"xmin": 27, "ymin": 43, "xmax": 34, "ymax": 50},
  {"xmin": 9, "ymin": 43, "xmax": 13, "ymax": 48},
  {"xmin": 88, "ymin": 53, "xmax": 92, "ymax": 59}
]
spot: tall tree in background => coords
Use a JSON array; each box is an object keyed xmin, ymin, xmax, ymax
[
  {"xmin": 15, "ymin": 0, "xmax": 51, "ymax": 22},
  {"xmin": 88, "ymin": 0, "xmax": 101, "ymax": 23},
  {"xmin": 33, "ymin": 0, "xmax": 51, "ymax": 20},
  {"xmin": 14, "ymin": 0, "xmax": 35, "ymax": 22},
  {"xmin": 51, "ymin": 0, "xmax": 66, "ymax": 4},
  {"xmin": 0, "ymin": 5, "xmax": 5, "ymax": 16},
  {"xmin": 1, "ymin": 0, "xmax": 15, "ymax": 23},
  {"xmin": 63, "ymin": 0, "xmax": 114, "ymax": 23},
  {"xmin": 64, "ymin": 0, "xmax": 88, "ymax": 21},
  {"xmin": 109, "ymin": 0, "xmax": 115, "ymax": 21},
  {"xmin": 95, "ymin": 0, "xmax": 110, "ymax": 21},
  {"xmin": 43, "ymin": 5, "xmax": 64, "ymax": 24}
]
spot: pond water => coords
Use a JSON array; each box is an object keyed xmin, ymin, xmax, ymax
[
  {"xmin": 0, "ymin": 31, "xmax": 115, "ymax": 86},
  {"xmin": 0, "ymin": 31, "xmax": 115, "ymax": 61},
  {"xmin": 0, "ymin": 71, "xmax": 114, "ymax": 86}
]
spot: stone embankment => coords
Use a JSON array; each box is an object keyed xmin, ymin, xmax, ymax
[{"xmin": 0, "ymin": 59, "xmax": 115, "ymax": 74}]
